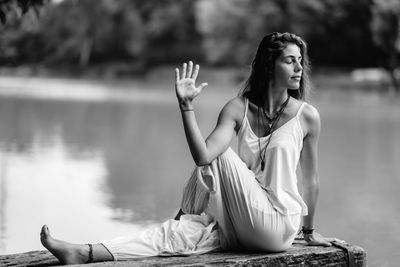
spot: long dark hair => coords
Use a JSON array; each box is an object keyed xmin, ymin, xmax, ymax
[{"xmin": 240, "ymin": 32, "xmax": 311, "ymax": 105}]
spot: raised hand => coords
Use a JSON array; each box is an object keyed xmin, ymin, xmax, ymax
[{"xmin": 175, "ymin": 61, "xmax": 208, "ymax": 105}]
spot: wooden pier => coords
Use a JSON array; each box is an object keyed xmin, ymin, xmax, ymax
[{"xmin": 0, "ymin": 239, "xmax": 366, "ymax": 266}]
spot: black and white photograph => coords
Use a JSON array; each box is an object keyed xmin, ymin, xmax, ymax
[{"xmin": 0, "ymin": 0, "xmax": 399, "ymax": 266}]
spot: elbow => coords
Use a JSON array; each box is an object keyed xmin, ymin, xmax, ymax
[
  {"xmin": 194, "ymin": 157, "xmax": 211, "ymax": 167},
  {"xmin": 304, "ymin": 173, "xmax": 319, "ymax": 190},
  {"xmin": 193, "ymin": 152, "xmax": 212, "ymax": 166},
  {"xmin": 310, "ymin": 174, "xmax": 319, "ymax": 186},
  {"xmin": 310, "ymin": 174, "xmax": 320, "ymax": 189},
  {"xmin": 192, "ymin": 145, "xmax": 215, "ymax": 166}
]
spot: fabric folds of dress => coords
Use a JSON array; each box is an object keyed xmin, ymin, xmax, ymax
[
  {"xmin": 101, "ymin": 97, "xmax": 310, "ymax": 260},
  {"xmin": 101, "ymin": 214, "xmax": 219, "ymax": 261},
  {"xmin": 181, "ymin": 148, "xmax": 301, "ymax": 252}
]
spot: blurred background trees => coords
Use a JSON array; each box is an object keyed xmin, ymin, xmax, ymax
[
  {"xmin": 0, "ymin": 0, "xmax": 399, "ymax": 87},
  {"xmin": 371, "ymin": 0, "xmax": 400, "ymax": 89}
]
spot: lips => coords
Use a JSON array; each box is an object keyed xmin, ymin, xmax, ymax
[{"xmin": 291, "ymin": 76, "xmax": 301, "ymax": 80}]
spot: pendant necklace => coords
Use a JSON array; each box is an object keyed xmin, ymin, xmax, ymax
[
  {"xmin": 258, "ymin": 95, "xmax": 290, "ymax": 171},
  {"xmin": 263, "ymin": 109, "xmax": 279, "ymax": 132},
  {"xmin": 262, "ymin": 95, "xmax": 289, "ymax": 133}
]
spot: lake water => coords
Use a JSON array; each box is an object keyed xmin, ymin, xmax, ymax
[{"xmin": 0, "ymin": 78, "xmax": 399, "ymax": 266}]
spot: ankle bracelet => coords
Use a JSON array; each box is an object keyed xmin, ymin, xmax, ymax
[
  {"xmin": 301, "ymin": 226, "xmax": 314, "ymax": 235},
  {"xmin": 86, "ymin": 243, "xmax": 94, "ymax": 263}
]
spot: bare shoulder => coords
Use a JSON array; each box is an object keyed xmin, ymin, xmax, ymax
[
  {"xmin": 223, "ymin": 96, "xmax": 245, "ymax": 112},
  {"xmin": 302, "ymin": 103, "xmax": 320, "ymax": 123},
  {"xmin": 300, "ymin": 102, "xmax": 321, "ymax": 137},
  {"xmin": 219, "ymin": 96, "xmax": 246, "ymax": 130}
]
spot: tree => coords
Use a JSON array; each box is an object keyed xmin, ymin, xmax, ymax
[
  {"xmin": 0, "ymin": 0, "xmax": 46, "ymax": 24},
  {"xmin": 371, "ymin": 0, "xmax": 400, "ymax": 92},
  {"xmin": 38, "ymin": 0, "xmax": 115, "ymax": 67},
  {"xmin": 195, "ymin": 0, "xmax": 379, "ymax": 68},
  {"xmin": 196, "ymin": 0, "xmax": 285, "ymax": 65},
  {"xmin": 1, "ymin": 0, "xmax": 202, "ymax": 72},
  {"xmin": 288, "ymin": 0, "xmax": 376, "ymax": 67},
  {"xmin": 143, "ymin": 0, "xmax": 203, "ymax": 64}
]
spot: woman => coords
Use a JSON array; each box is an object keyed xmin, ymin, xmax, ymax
[{"xmin": 40, "ymin": 32, "xmax": 331, "ymax": 264}]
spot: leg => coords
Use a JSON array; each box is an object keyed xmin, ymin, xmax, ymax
[
  {"xmin": 40, "ymin": 225, "xmax": 113, "ymax": 264},
  {"xmin": 179, "ymin": 148, "xmax": 254, "ymax": 249},
  {"xmin": 204, "ymin": 148, "xmax": 299, "ymax": 251},
  {"xmin": 100, "ymin": 215, "xmax": 219, "ymax": 260},
  {"xmin": 180, "ymin": 166, "xmax": 213, "ymax": 215}
]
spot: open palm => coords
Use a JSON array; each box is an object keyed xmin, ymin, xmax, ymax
[{"xmin": 175, "ymin": 61, "xmax": 208, "ymax": 102}]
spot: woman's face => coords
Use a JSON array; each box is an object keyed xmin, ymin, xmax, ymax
[{"xmin": 273, "ymin": 43, "xmax": 303, "ymax": 90}]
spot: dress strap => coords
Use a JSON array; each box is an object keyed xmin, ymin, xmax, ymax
[
  {"xmin": 237, "ymin": 98, "xmax": 249, "ymax": 133},
  {"xmin": 295, "ymin": 102, "xmax": 307, "ymax": 119},
  {"xmin": 244, "ymin": 98, "xmax": 249, "ymax": 118}
]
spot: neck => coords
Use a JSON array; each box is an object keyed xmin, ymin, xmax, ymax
[{"xmin": 264, "ymin": 89, "xmax": 288, "ymax": 114}]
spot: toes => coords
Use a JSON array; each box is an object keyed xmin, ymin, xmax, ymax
[{"xmin": 41, "ymin": 225, "xmax": 50, "ymax": 237}]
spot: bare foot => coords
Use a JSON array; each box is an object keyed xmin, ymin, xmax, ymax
[{"xmin": 40, "ymin": 225, "xmax": 89, "ymax": 265}]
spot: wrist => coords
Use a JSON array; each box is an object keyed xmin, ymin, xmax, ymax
[{"xmin": 179, "ymin": 99, "xmax": 194, "ymax": 111}]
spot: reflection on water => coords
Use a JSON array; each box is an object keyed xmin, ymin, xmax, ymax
[{"xmin": 0, "ymin": 88, "xmax": 399, "ymax": 266}]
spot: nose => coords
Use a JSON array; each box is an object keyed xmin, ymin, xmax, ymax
[{"xmin": 294, "ymin": 61, "xmax": 303, "ymax": 73}]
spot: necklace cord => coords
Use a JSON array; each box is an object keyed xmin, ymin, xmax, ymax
[{"xmin": 258, "ymin": 95, "xmax": 290, "ymax": 171}]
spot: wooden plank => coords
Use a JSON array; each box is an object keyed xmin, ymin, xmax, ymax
[{"xmin": 0, "ymin": 240, "xmax": 366, "ymax": 267}]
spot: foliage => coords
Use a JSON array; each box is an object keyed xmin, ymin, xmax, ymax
[
  {"xmin": 196, "ymin": 0, "xmax": 378, "ymax": 67},
  {"xmin": 370, "ymin": 0, "xmax": 400, "ymax": 90},
  {"xmin": 0, "ymin": 0, "xmax": 398, "ymax": 74},
  {"xmin": 195, "ymin": 0, "xmax": 282, "ymax": 65},
  {"xmin": 0, "ymin": 0, "xmax": 201, "ymax": 69},
  {"xmin": 371, "ymin": 0, "xmax": 400, "ymax": 68},
  {"xmin": 0, "ymin": 0, "xmax": 46, "ymax": 24}
]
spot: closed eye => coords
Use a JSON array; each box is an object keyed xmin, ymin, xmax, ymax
[{"xmin": 283, "ymin": 56, "xmax": 302, "ymax": 64}]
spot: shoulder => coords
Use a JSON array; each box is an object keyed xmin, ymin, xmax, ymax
[
  {"xmin": 218, "ymin": 96, "xmax": 246, "ymax": 129},
  {"xmin": 220, "ymin": 96, "xmax": 245, "ymax": 115},
  {"xmin": 224, "ymin": 96, "xmax": 245, "ymax": 108},
  {"xmin": 302, "ymin": 103, "xmax": 320, "ymax": 123},
  {"xmin": 300, "ymin": 102, "xmax": 321, "ymax": 137}
]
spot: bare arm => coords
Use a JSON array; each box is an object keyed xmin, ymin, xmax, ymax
[
  {"xmin": 175, "ymin": 61, "xmax": 239, "ymax": 166},
  {"xmin": 300, "ymin": 104, "xmax": 331, "ymax": 246},
  {"xmin": 300, "ymin": 104, "xmax": 320, "ymax": 230}
]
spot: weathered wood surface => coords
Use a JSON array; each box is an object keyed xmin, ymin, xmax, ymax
[{"xmin": 0, "ymin": 240, "xmax": 366, "ymax": 267}]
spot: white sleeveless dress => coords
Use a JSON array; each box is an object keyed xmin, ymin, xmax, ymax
[
  {"xmin": 101, "ymin": 98, "xmax": 309, "ymax": 260},
  {"xmin": 238, "ymin": 98, "xmax": 308, "ymax": 216}
]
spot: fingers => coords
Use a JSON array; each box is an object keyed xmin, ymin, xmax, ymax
[
  {"xmin": 325, "ymin": 237, "xmax": 342, "ymax": 243},
  {"xmin": 175, "ymin": 68, "xmax": 180, "ymax": 83},
  {"xmin": 187, "ymin": 61, "xmax": 193, "ymax": 78},
  {"xmin": 307, "ymin": 240, "xmax": 331, "ymax": 247},
  {"xmin": 177, "ymin": 61, "xmax": 200, "ymax": 80},
  {"xmin": 307, "ymin": 236, "xmax": 333, "ymax": 247},
  {"xmin": 182, "ymin": 63, "xmax": 187, "ymax": 79},
  {"xmin": 192, "ymin": 64, "xmax": 199, "ymax": 80},
  {"xmin": 322, "ymin": 240, "xmax": 332, "ymax": 246},
  {"xmin": 197, "ymin": 82, "xmax": 208, "ymax": 93}
]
